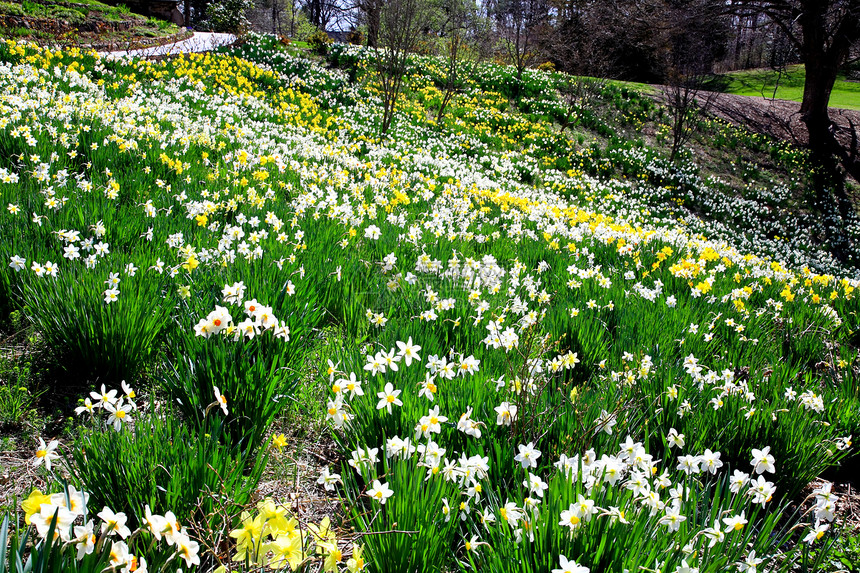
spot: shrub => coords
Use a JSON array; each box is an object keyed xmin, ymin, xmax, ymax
[
  {"xmin": 308, "ymin": 29, "xmax": 332, "ymax": 55},
  {"xmin": 205, "ymin": 0, "xmax": 254, "ymax": 34},
  {"xmin": 0, "ymin": 357, "xmax": 39, "ymax": 429},
  {"xmin": 288, "ymin": 11, "xmax": 318, "ymax": 42},
  {"xmin": 346, "ymin": 29, "xmax": 364, "ymax": 45}
]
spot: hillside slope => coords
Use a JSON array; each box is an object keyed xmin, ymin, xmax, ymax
[
  {"xmin": 0, "ymin": 0, "xmax": 181, "ymax": 46},
  {"xmin": 0, "ymin": 34, "xmax": 858, "ymax": 573}
]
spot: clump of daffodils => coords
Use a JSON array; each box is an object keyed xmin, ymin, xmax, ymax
[
  {"xmin": 21, "ymin": 486, "xmax": 200, "ymax": 569},
  {"xmin": 803, "ymin": 482, "xmax": 841, "ymax": 545},
  {"xmin": 194, "ymin": 282, "xmax": 290, "ymax": 341},
  {"xmin": 227, "ymin": 498, "xmax": 366, "ymax": 572},
  {"xmin": 73, "ymin": 381, "xmax": 138, "ymax": 431}
]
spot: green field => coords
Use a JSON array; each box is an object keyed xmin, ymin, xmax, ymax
[{"xmin": 715, "ymin": 64, "xmax": 860, "ymax": 110}]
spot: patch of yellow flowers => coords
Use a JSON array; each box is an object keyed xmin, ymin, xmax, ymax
[{"xmin": 224, "ymin": 499, "xmax": 366, "ymax": 572}]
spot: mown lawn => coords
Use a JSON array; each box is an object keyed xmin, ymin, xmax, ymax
[{"xmin": 715, "ymin": 64, "xmax": 860, "ymax": 110}]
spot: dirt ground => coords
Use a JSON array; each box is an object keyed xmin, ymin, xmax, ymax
[{"xmin": 700, "ymin": 91, "xmax": 860, "ymax": 152}]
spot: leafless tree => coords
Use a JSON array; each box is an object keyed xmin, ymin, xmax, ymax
[
  {"xmin": 494, "ymin": 0, "xmax": 549, "ymax": 100},
  {"xmin": 557, "ymin": 76, "xmax": 607, "ymax": 132},
  {"xmin": 658, "ymin": 1, "xmax": 724, "ymax": 161},
  {"xmin": 273, "ymin": 0, "xmax": 295, "ymax": 35},
  {"xmin": 363, "ymin": 0, "xmax": 383, "ymax": 47},
  {"xmin": 596, "ymin": 0, "xmax": 723, "ymax": 161},
  {"xmin": 249, "ymin": 0, "xmax": 307, "ymax": 36},
  {"xmin": 374, "ymin": 0, "xmax": 431, "ymax": 135},
  {"xmin": 255, "ymin": 0, "xmax": 353, "ymax": 34},
  {"xmin": 663, "ymin": 74, "xmax": 718, "ymax": 162},
  {"xmin": 435, "ymin": 0, "xmax": 485, "ymax": 123},
  {"xmin": 305, "ymin": 0, "xmax": 348, "ymax": 30}
]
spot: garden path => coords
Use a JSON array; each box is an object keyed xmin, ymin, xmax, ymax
[{"xmin": 101, "ymin": 31, "xmax": 236, "ymax": 58}]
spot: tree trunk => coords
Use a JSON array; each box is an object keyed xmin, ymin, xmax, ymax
[
  {"xmin": 802, "ymin": 74, "xmax": 853, "ymax": 263},
  {"xmin": 804, "ymin": 114, "xmax": 853, "ymax": 263},
  {"xmin": 367, "ymin": 0, "xmax": 381, "ymax": 48},
  {"xmin": 308, "ymin": 0, "xmax": 321, "ymax": 29},
  {"xmin": 744, "ymin": 13, "xmax": 758, "ymax": 68},
  {"xmin": 272, "ymin": 0, "xmax": 278, "ymax": 35},
  {"xmin": 290, "ymin": 0, "xmax": 296, "ymax": 36},
  {"xmin": 798, "ymin": 1, "xmax": 855, "ymax": 263},
  {"xmin": 799, "ymin": 59, "xmax": 837, "ymax": 148}
]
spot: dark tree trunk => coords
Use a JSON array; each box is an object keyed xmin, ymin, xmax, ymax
[
  {"xmin": 730, "ymin": 15, "xmax": 742, "ymax": 69},
  {"xmin": 272, "ymin": 0, "xmax": 279, "ymax": 35},
  {"xmin": 308, "ymin": 0, "xmax": 321, "ymax": 29},
  {"xmin": 798, "ymin": 3, "xmax": 838, "ymax": 119},
  {"xmin": 367, "ymin": 0, "xmax": 381, "ymax": 48},
  {"xmin": 798, "ymin": 0, "xmax": 856, "ymax": 263},
  {"xmin": 804, "ymin": 115, "xmax": 854, "ymax": 263},
  {"xmin": 743, "ymin": 13, "xmax": 756, "ymax": 68}
]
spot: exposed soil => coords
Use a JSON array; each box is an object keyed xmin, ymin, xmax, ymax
[
  {"xmin": 700, "ymin": 91, "xmax": 860, "ymax": 153},
  {"xmin": 833, "ymin": 481, "xmax": 860, "ymax": 534}
]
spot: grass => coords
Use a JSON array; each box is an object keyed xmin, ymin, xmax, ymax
[
  {"xmin": 0, "ymin": 369, "xmax": 39, "ymax": 430},
  {"xmin": 2, "ymin": 0, "xmax": 132, "ymax": 21},
  {"xmin": 0, "ymin": 26, "xmax": 52, "ymax": 40},
  {"xmin": 606, "ymin": 78, "xmax": 656, "ymax": 94},
  {"xmin": 713, "ymin": 63, "xmax": 860, "ymax": 110}
]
